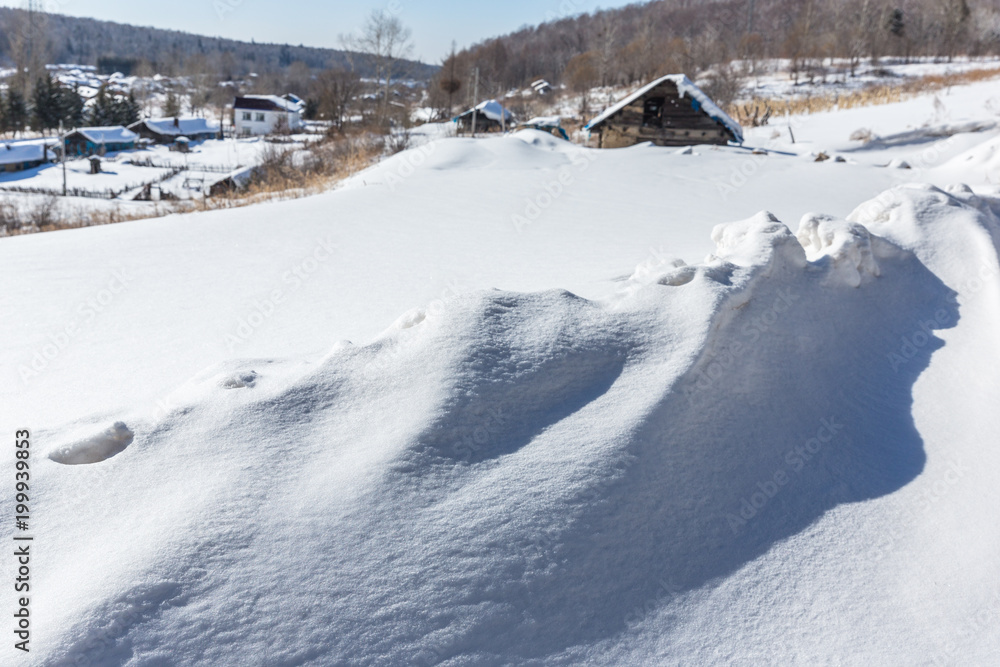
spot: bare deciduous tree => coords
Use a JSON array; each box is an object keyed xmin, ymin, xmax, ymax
[{"xmin": 340, "ymin": 10, "xmax": 413, "ymax": 126}]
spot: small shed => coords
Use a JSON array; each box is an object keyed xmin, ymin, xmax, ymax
[
  {"xmin": 64, "ymin": 126, "xmax": 139, "ymax": 157},
  {"xmin": 207, "ymin": 165, "xmax": 259, "ymax": 197},
  {"xmin": 585, "ymin": 74, "xmax": 743, "ymax": 148},
  {"xmin": 453, "ymin": 100, "xmax": 514, "ymax": 133}
]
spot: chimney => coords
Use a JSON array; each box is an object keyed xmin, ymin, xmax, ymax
[{"xmin": 174, "ymin": 117, "xmax": 180, "ymax": 128}]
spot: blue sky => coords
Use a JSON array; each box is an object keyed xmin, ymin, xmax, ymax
[{"xmin": 2, "ymin": 0, "xmax": 635, "ymax": 63}]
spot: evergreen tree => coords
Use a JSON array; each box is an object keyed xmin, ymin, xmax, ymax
[
  {"xmin": 5, "ymin": 90, "xmax": 30, "ymax": 137},
  {"xmin": 87, "ymin": 85, "xmax": 118, "ymax": 126},
  {"xmin": 58, "ymin": 85, "xmax": 86, "ymax": 128},
  {"xmin": 116, "ymin": 92, "xmax": 142, "ymax": 126},
  {"xmin": 163, "ymin": 91, "xmax": 182, "ymax": 118},
  {"xmin": 31, "ymin": 75, "xmax": 62, "ymax": 134},
  {"xmin": 888, "ymin": 8, "xmax": 905, "ymax": 37}
]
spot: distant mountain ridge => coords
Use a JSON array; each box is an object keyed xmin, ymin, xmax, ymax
[{"xmin": 0, "ymin": 7, "xmax": 437, "ymax": 80}]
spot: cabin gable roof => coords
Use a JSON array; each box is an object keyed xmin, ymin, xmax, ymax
[{"xmin": 585, "ymin": 74, "xmax": 743, "ymax": 143}]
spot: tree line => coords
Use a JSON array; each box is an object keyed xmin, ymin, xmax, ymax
[
  {"xmin": 427, "ymin": 0, "xmax": 994, "ymax": 113},
  {"xmin": 0, "ymin": 5, "xmax": 436, "ymax": 86},
  {"xmin": 1, "ymin": 75, "xmax": 140, "ymax": 137}
]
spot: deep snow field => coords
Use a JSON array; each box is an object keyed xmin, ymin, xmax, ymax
[{"xmin": 2, "ymin": 78, "xmax": 1000, "ymax": 666}]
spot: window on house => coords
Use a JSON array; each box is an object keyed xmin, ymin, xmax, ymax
[
  {"xmin": 255, "ymin": 113, "xmax": 266, "ymax": 122},
  {"xmin": 242, "ymin": 112, "xmax": 252, "ymax": 121}
]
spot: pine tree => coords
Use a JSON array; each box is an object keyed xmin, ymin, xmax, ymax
[
  {"xmin": 58, "ymin": 85, "xmax": 85, "ymax": 128},
  {"xmin": 31, "ymin": 75, "xmax": 61, "ymax": 134},
  {"xmin": 117, "ymin": 92, "xmax": 141, "ymax": 126},
  {"xmin": 6, "ymin": 90, "xmax": 30, "ymax": 137},
  {"xmin": 163, "ymin": 91, "xmax": 182, "ymax": 118},
  {"xmin": 0, "ymin": 92, "xmax": 8, "ymax": 137},
  {"xmin": 88, "ymin": 85, "xmax": 117, "ymax": 126}
]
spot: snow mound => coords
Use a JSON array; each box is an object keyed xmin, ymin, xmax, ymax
[
  {"xmin": 709, "ymin": 210, "xmax": 808, "ymax": 271},
  {"xmin": 49, "ymin": 421, "xmax": 134, "ymax": 465},
  {"xmin": 34, "ymin": 186, "xmax": 989, "ymax": 665},
  {"xmin": 796, "ymin": 213, "xmax": 881, "ymax": 287},
  {"xmin": 934, "ymin": 133, "xmax": 1000, "ymax": 183}
]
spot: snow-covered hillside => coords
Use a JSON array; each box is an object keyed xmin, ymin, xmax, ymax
[{"xmin": 2, "ymin": 78, "xmax": 1000, "ymax": 665}]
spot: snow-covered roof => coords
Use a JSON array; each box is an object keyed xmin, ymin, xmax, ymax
[
  {"xmin": 584, "ymin": 74, "xmax": 743, "ymax": 143},
  {"xmin": 237, "ymin": 95, "xmax": 304, "ymax": 113},
  {"xmin": 73, "ymin": 126, "xmax": 139, "ymax": 144},
  {"xmin": 522, "ymin": 116, "xmax": 562, "ymax": 128},
  {"xmin": 133, "ymin": 117, "xmax": 220, "ymax": 137},
  {"xmin": 0, "ymin": 142, "xmax": 48, "ymax": 166},
  {"xmin": 455, "ymin": 99, "xmax": 514, "ymax": 123}
]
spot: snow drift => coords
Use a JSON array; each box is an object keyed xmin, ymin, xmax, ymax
[{"xmin": 25, "ymin": 182, "xmax": 1000, "ymax": 665}]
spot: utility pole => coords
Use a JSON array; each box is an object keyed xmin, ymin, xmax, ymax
[
  {"xmin": 746, "ymin": 0, "xmax": 756, "ymax": 35},
  {"xmin": 59, "ymin": 120, "xmax": 67, "ymax": 197},
  {"xmin": 471, "ymin": 68, "xmax": 479, "ymax": 137},
  {"xmin": 500, "ymin": 87, "xmax": 506, "ymax": 134}
]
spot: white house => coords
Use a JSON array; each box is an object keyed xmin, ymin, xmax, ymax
[{"xmin": 234, "ymin": 95, "xmax": 304, "ymax": 136}]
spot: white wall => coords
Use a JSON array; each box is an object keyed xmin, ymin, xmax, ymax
[{"xmin": 234, "ymin": 108, "xmax": 303, "ymax": 136}]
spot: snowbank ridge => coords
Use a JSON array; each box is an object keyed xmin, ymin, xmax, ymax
[{"xmin": 37, "ymin": 186, "xmax": 1000, "ymax": 665}]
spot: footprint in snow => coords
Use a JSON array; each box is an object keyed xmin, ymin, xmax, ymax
[
  {"xmin": 221, "ymin": 370, "xmax": 258, "ymax": 389},
  {"xmin": 49, "ymin": 422, "xmax": 134, "ymax": 465}
]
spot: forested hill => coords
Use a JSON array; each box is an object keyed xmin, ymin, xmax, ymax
[
  {"xmin": 433, "ymin": 0, "xmax": 996, "ymax": 96},
  {"xmin": 0, "ymin": 7, "xmax": 437, "ymax": 80}
]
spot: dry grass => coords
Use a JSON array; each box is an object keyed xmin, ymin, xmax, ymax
[{"xmin": 730, "ymin": 66, "xmax": 1000, "ymax": 126}]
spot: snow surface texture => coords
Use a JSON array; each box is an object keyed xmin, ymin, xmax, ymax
[
  {"xmin": 3, "ymin": 80, "xmax": 1000, "ymax": 665},
  {"xmin": 5, "ymin": 185, "xmax": 1000, "ymax": 665}
]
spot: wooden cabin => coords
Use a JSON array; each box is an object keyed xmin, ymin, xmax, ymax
[
  {"xmin": 64, "ymin": 126, "xmax": 138, "ymax": 157},
  {"xmin": 0, "ymin": 142, "xmax": 51, "ymax": 172},
  {"xmin": 129, "ymin": 117, "xmax": 221, "ymax": 144},
  {"xmin": 585, "ymin": 74, "xmax": 743, "ymax": 148},
  {"xmin": 453, "ymin": 100, "xmax": 514, "ymax": 133}
]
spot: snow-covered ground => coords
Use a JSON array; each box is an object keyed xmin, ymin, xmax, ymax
[
  {"xmin": 1, "ymin": 77, "xmax": 999, "ymax": 665},
  {"xmin": 0, "ymin": 136, "xmax": 314, "ymax": 217},
  {"xmin": 743, "ymin": 56, "xmax": 1000, "ymax": 99},
  {"xmin": 544, "ymin": 57, "xmax": 1000, "ymax": 123}
]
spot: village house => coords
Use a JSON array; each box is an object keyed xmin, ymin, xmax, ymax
[
  {"xmin": 453, "ymin": 100, "xmax": 514, "ymax": 133},
  {"xmin": 234, "ymin": 95, "xmax": 304, "ymax": 136},
  {"xmin": 0, "ymin": 142, "xmax": 53, "ymax": 173},
  {"xmin": 128, "ymin": 117, "xmax": 221, "ymax": 144},
  {"xmin": 64, "ymin": 126, "xmax": 139, "ymax": 156},
  {"xmin": 585, "ymin": 74, "xmax": 743, "ymax": 148}
]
